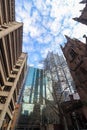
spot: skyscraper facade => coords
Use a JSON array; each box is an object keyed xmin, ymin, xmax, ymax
[
  {"xmin": 16, "ymin": 67, "xmax": 47, "ymax": 130},
  {"xmin": 16, "ymin": 66, "xmax": 61, "ymax": 130},
  {"xmin": 23, "ymin": 67, "xmax": 46, "ymax": 105},
  {"xmin": 44, "ymin": 52, "xmax": 75, "ymax": 102},
  {"xmin": 0, "ymin": 0, "xmax": 27, "ymax": 129}
]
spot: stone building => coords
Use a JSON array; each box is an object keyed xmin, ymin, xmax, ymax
[
  {"xmin": 73, "ymin": 0, "xmax": 87, "ymax": 25},
  {"xmin": 60, "ymin": 1, "xmax": 87, "ymax": 129},
  {"xmin": 0, "ymin": 0, "xmax": 27, "ymax": 129},
  {"xmin": 61, "ymin": 35, "xmax": 87, "ymax": 119}
]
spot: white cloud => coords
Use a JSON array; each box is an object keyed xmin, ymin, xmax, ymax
[
  {"xmin": 23, "ymin": 34, "xmax": 30, "ymax": 43},
  {"xmin": 37, "ymin": 33, "xmax": 53, "ymax": 44},
  {"xmin": 30, "ymin": 53, "xmax": 40, "ymax": 62},
  {"xmin": 29, "ymin": 64, "xmax": 34, "ymax": 67},
  {"xmin": 16, "ymin": 0, "xmax": 86, "ymax": 68},
  {"xmin": 37, "ymin": 63, "xmax": 43, "ymax": 69},
  {"xmin": 50, "ymin": 19, "xmax": 62, "ymax": 35},
  {"xmin": 33, "ymin": 0, "xmax": 51, "ymax": 16},
  {"xmin": 71, "ymin": 23, "xmax": 87, "ymax": 42},
  {"xmin": 41, "ymin": 47, "xmax": 53, "ymax": 58}
]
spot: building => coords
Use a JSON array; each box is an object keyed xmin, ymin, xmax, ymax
[
  {"xmin": 16, "ymin": 67, "xmax": 62, "ymax": 130},
  {"xmin": 80, "ymin": 0, "xmax": 87, "ymax": 4},
  {"xmin": 16, "ymin": 67, "xmax": 46, "ymax": 130},
  {"xmin": 60, "ymin": 2, "xmax": 87, "ymax": 129},
  {"xmin": 0, "ymin": 0, "xmax": 15, "ymax": 24},
  {"xmin": 73, "ymin": 1, "xmax": 87, "ymax": 25},
  {"xmin": 61, "ymin": 35, "xmax": 87, "ymax": 119},
  {"xmin": 23, "ymin": 67, "xmax": 46, "ymax": 104},
  {"xmin": 43, "ymin": 52, "xmax": 77, "ymax": 130},
  {"xmin": 44, "ymin": 52, "xmax": 75, "ymax": 102},
  {"xmin": 0, "ymin": 0, "xmax": 27, "ymax": 129}
]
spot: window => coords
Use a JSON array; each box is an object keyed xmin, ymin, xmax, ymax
[
  {"xmin": 4, "ymin": 86, "xmax": 11, "ymax": 91},
  {"xmin": 24, "ymin": 110, "xmax": 29, "ymax": 115},
  {"xmin": 8, "ymin": 77, "xmax": 15, "ymax": 82},
  {"xmin": 15, "ymin": 65, "xmax": 20, "ymax": 69},
  {"xmin": 12, "ymin": 71, "xmax": 18, "ymax": 75},
  {"xmin": 69, "ymin": 49, "xmax": 77, "ymax": 61}
]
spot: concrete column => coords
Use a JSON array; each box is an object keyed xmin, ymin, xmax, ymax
[
  {"xmin": 9, "ymin": 34, "xmax": 14, "ymax": 68},
  {"xmin": 2, "ymin": 37, "xmax": 10, "ymax": 76},
  {"xmin": 0, "ymin": 52, "xmax": 6, "ymax": 83},
  {"xmin": 13, "ymin": 30, "xmax": 16, "ymax": 64},
  {"xmin": 0, "ymin": 0, "xmax": 3, "ymax": 24},
  {"xmin": 4, "ymin": 0, "xmax": 9, "ymax": 23}
]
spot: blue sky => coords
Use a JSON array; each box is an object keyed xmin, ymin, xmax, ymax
[{"xmin": 15, "ymin": 0, "xmax": 87, "ymax": 68}]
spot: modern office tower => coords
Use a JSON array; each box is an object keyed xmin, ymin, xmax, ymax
[
  {"xmin": 73, "ymin": 1, "xmax": 87, "ymax": 25},
  {"xmin": 22, "ymin": 67, "xmax": 48, "ymax": 105},
  {"xmin": 61, "ymin": 35, "xmax": 87, "ymax": 119},
  {"xmin": 16, "ymin": 67, "xmax": 61, "ymax": 130},
  {"xmin": 0, "ymin": 0, "xmax": 27, "ymax": 130},
  {"xmin": 23, "ymin": 67, "xmax": 46, "ymax": 104},
  {"xmin": 44, "ymin": 52, "xmax": 75, "ymax": 102},
  {"xmin": 17, "ymin": 62, "xmax": 74, "ymax": 130},
  {"xmin": 15, "ymin": 67, "xmax": 47, "ymax": 130}
]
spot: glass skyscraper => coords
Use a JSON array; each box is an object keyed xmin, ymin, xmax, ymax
[
  {"xmin": 23, "ymin": 67, "xmax": 47, "ymax": 105},
  {"xmin": 16, "ymin": 66, "xmax": 53, "ymax": 129}
]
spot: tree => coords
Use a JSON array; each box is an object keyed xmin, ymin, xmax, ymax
[{"xmin": 42, "ymin": 51, "xmax": 75, "ymax": 130}]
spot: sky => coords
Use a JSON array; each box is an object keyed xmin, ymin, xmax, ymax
[{"xmin": 15, "ymin": 0, "xmax": 87, "ymax": 68}]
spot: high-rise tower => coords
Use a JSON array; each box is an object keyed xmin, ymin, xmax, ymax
[
  {"xmin": 0, "ymin": 0, "xmax": 27, "ymax": 129},
  {"xmin": 15, "ymin": 67, "xmax": 47, "ymax": 130},
  {"xmin": 44, "ymin": 52, "xmax": 75, "ymax": 102}
]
